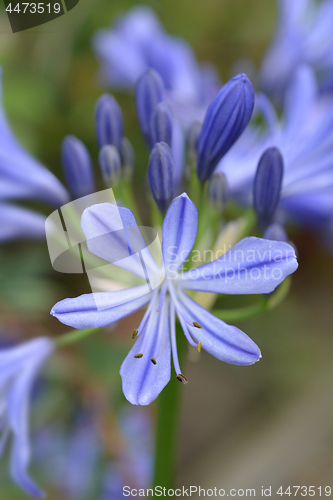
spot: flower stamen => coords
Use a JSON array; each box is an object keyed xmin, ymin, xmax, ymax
[
  {"xmin": 176, "ymin": 374, "xmax": 188, "ymax": 384},
  {"xmin": 197, "ymin": 342, "xmax": 202, "ymax": 353},
  {"xmin": 151, "ymin": 357, "xmax": 157, "ymax": 365},
  {"xmin": 134, "ymin": 353, "xmax": 143, "ymax": 358}
]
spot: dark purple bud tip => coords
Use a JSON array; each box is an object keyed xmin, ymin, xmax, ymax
[
  {"xmin": 61, "ymin": 135, "xmax": 95, "ymax": 199},
  {"xmin": 135, "ymin": 69, "xmax": 165, "ymax": 148},
  {"xmin": 197, "ymin": 74, "xmax": 255, "ymax": 182},
  {"xmin": 148, "ymin": 142, "xmax": 175, "ymax": 213},
  {"xmin": 95, "ymin": 93, "xmax": 124, "ymax": 149},
  {"xmin": 253, "ymin": 147, "xmax": 284, "ymax": 229},
  {"xmin": 149, "ymin": 101, "xmax": 173, "ymax": 147}
]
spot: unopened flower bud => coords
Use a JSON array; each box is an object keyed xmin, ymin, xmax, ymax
[
  {"xmin": 253, "ymin": 147, "xmax": 284, "ymax": 228},
  {"xmin": 135, "ymin": 69, "xmax": 164, "ymax": 148},
  {"xmin": 150, "ymin": 101, "xmax": 173, "ymax": 147},
  {"xmin": 61, "ymin": 135, "xmax": 95, "ymax": 199},
  {"xmin": 197, "ymin": 74, "xmax": 255, "ymax": 182},
  {"xmin": 148, "ymin": 142, "xmax": 174, "ymax": 213},
  {"xmin": 95, "ymin": 93, "xmax": 123, "ymax": 149},
  {"xmin": 98, "ymin": 145, "xmax": 121, "ymax": 188},
  {"xmin": 120, "ymin": 137, "xmax": 135, "ymax": 182}
]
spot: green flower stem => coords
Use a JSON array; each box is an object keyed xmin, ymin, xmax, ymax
[
  {"xmin": 153, "ymin": 323, "xmax": 187, "ymax": 489},
  {"xmin": 212, "ymin": 276, "xmax": 292, "ymax": 322},
  {"xmin": 55, "ymin": 328, "xmax": 102, "ymax": 347}
]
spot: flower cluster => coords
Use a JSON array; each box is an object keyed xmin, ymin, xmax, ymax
[{"xmin": 0, "ymin": 2, "xmax": 331, "ymax": 497}]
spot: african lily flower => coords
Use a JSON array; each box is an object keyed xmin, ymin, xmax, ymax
[
  {"xmin": 217, "ymin": 66, "xmax": 333, "ymax": 234},
  {"xmin": 260, "ymin": 0, "xmax": 333, "ymax": 102},
  {"xmin": 0, "ymin": 337, "xmax": 54, "ymax": 497},
  {"xmin": 51, "ymin": 193, "xmax": 298, "ymax": 405}
]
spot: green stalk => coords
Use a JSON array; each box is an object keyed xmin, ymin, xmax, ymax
[
  {"xmin": 55, "ymin": 328, "xmax": 101, "ymax": 347},
  {"xmin": 153, "ymin": 324, "xmax": 187, "ymax": 489}
]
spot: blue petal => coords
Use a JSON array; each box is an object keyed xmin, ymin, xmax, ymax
[
  {"xmin": 178, "ymin": 237, "xmax": 298, "ymax": 294},
  {"xmin": 6, "ymin": 338, "xmax": 53, "ymax": 498},
  {"xmin": 283, "ymin": 66, "xmax": 318, "ymax": 139},
  {"xmin": 51, "ymin": 287, "xmax": 152, "ymax": 328},
  {"xmin": 0, "ymin": 204, "xmax": 46, "ymax": 242},
  {"xmin": 178, "ymin": 292, "xmax": 261, "ymax": 365},
  {"xmin": 162, "ymin": 193, "xmax": 198, "ymax": 274},
  {"xmin": 120, "ymin": 299, "xmax": 171, "ymax": 405},
  {"xmin": 0, "ymin": 71, "xmax": 69, "ymax": 207}
]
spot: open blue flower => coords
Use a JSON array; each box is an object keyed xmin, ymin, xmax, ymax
[
  {"xmin": 51, "ymin": 194, "xmax": 298, "ymax": 405},
  {"xmin": 0, "ymin": 69, "xmax": 69, "ymax": 242},
  {"xmin": 0, "ymin": 71, "xmax": 69, "ymax": 207},
  {"xmin": 0, "ymin": 337, "xmax": 54, "ymax": 498},
  {"xmin": 260, "ymin": 0, "xmax": 333, "ymax": 101},
  {"xmin": 217, "ymin": 66, "xmax": 333, "ymax": 233}
]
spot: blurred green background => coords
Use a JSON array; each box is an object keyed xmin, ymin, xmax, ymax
[{"xmin": 0, "ymin": 1, "xmax": 332, "ymax": 498}]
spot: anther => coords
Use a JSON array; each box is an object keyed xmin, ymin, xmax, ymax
[
  {"xmin": 193, "ymin": 321, "xmax": 202, "ymax": 329},
  {"xmin": 134, "ymin": 353, "xmax": 143, "ymax": 358},
  {"xmin": 151, "ymin": 358, "xmax": 157, "ymax": 365},
  {"xmin": 132, "ymin": 329, "xmax": 138, "ymax": 339},
  {"xmin": 197, "ymin": 342, "xmax": 202, "ymax": 353},
  {"xmin": 176, "ymin": 374, "xmax": 188, "ymax": 385}
]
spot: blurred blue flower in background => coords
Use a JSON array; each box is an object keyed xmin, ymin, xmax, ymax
[
  {"xmin": 260, "ymin": 0, "xmax": 333, "ymax": 101},
  {"xmin": 51, "ymin": 193, "xmax": 298, "ymax": 405},
  {"xmin": 217, "ymin": 66, "xmax": 333, "ymax": 235},
  {"xmin": 0, "ymin": 69, "xmax": 69, "ymax": 242},
  {"xmin": 92, "ymin": 5, "xmax": 219, "ymax": 125},
  {"xmin": 35, "ymin": 407, "xmax": 153, "ymax": 499},
  {"xmin": 0, "ymin": 337, "xmax": 54, "ymax": 498},
  {"xmin": 0, "ymin": 71, "xmax": 69, "ymax": 206}
]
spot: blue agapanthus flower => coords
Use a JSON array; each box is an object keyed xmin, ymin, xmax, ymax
[
  {"xmin": 51, "ymin": 193, "xmax": 298, "ymax": 405},
  {"xmin": 0, "ymin": 71, "xmax": 69, "ymax": 206},
  {"xmin": 92, "ymin": 5, "xmax": 219, "ymax": 125},
  {"xmin": 217, "ymin": 65, "xmax": 333, "ymax": 233},
  {"xmin": 0, "ymin": 69, "xmax": 69, "ymax": 242},
  {"xmin": 0, "ymin": 337, "xmax": 54, "ymax": 498},
  {"xmin": 260, "ymin": 0, "xmax": 333, "ymax": 101}
]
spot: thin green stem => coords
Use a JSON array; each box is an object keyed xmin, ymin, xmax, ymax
[
  {"xmin": 153, "ymin": 323, "xmax": 187, "ymax": 489},
  {"xmin": 212, "ymin": 299, "xmax": 268, "ymax": 322},
  {"xmin": 212, "ymin": 276, "xmax": 292, "ymax": 322},
  {"xmin": 55, "ymin": 328, "xmax": 102, "ymax": 347}
]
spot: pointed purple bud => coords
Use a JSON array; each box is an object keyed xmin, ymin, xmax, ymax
[
  {"xmin": 263, "ymin": 223, "xmax": 288, "ymax": 242},
  {"xmin": 135, "ymin": 69, "xmax": 165, "ymax": 148},
  {"xmin": 197, "ymin": 74, "xmax": 255, "ymax": 182},
  {"xmin": 61, "ymin": 135, "xmax": 95, "ymax": 199},
  {"xmin": 98, "ymin": 145, "xmax": 121, "ymax": 188},
  {"xmin": 187, "ymin": 120, "xmax": 202, "ymax": 166},
  {"xmin": 150, "ymin": 101, "xmax": 173, "ymax": 147},
  {"xmin": 207, "ymin": 172, "xmax": 229, "ymax": 214},
  {"xmin": 95, "ymin": 94, "xmax": 124, "ymax": 149},
  {"xmin": 253, "ymin": 147, "xmax": 284, "ymax": 228},
  {"xmin": 120, "ymin": 137, "xmax": 135, "ymax": 182},
  {"xmin": 148, "ymin": 142, "xmax": 174, "ymax": 213}
]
